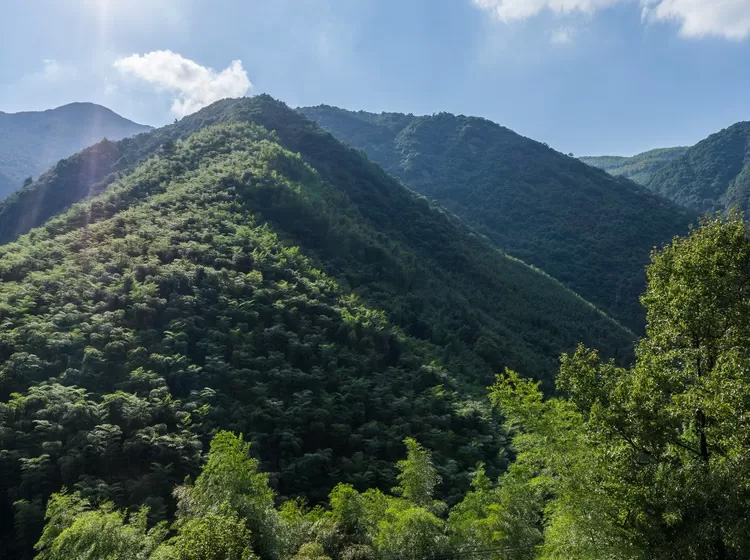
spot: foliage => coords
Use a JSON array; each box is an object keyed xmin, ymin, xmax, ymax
[
  {"xmin": 485, "ymin": 214, "xmax": 750, "ymax": 559},
  {"xmin": 299, "ymin": 105, "xmax": 696, "ymax": 332},
  {"xmin": 393, "ymin": 438, "xmax": 441, "ymax": 507},
  {"xmin": 24, "ymin": 215, "xmax": 750, "ymax": 559},
  {"xmin": 0, "ymin": 104, "xmax": 633, "ymax": 557}
]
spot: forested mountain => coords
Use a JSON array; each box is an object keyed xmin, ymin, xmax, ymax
[
  {"xmin": 0, "ymin": 102, "xmax": 151, "ymax": 200},
  {"xmin": 27, "ymin": 215, "xmax": 750, "ymax": 560},
  {"xmin": 0, "ymin": 96, "xmax": 634, "ymax": 558},
  {"xmin": 580, "ymin": 146, "xmax": 688, "ymax": 185},
  {"xmin": 298, "ymin": 106, "xmax": 695, "ymax": 332},
  {"xmin": 647, "ymin": 121, "xmax": 750, "ymax": 214}
]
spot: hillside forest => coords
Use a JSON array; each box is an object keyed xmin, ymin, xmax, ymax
[
  {"xmin": 0, "ymin": 95, "xmax": 748, "ymax": 560},
  {"xmin": 23, "ymin": 213, "xmax": 750, "ymax": 559}
]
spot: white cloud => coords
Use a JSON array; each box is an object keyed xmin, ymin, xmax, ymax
[
  {"xmin": 26, "ymin": 59, "xmax": 78, "ymax": 83},
  {"xmin": 551, "ymin": 27, "xmax": 575, "ymax": 43},
  {"xmin": 473, "ymin": 0, "xmax": 750, "ymax": 40},
  {"xmin": 114, "ymin": 50, "xmax": 252, "ymax": 117},
  {"xmin": 472, "ymin": 0, "xmax": 623, "ymax": 22},
  {"xmin": 643, "ymin": 0, "xmax": 750, "ymax": 39}
]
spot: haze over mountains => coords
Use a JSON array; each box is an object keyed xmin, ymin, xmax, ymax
[
  {"xmin": 0, "ymin": 102, "xmax": 151, "ymax": 200},
  {"xmin": 580, "ymin": 147, "xmax": 689, "ymax": 185}
]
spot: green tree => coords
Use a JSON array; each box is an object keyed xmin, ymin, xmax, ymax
[
  {"xmin": 394, "ymin": 438, "xmax": 441, "ymax": 508},
  {"xmin": 173, "ymin": 432, "xmax": 280, "ymax": 560},
  {"xmin": 488, "ymin": 214, "xmax": 750, "ymax": 559},
  {"xmin": 152, "ymin": 511, "xmax": 255, "ymax": 560},
  {"xmin": 34, "ymin": 492, "xmax": 166, "ymax": 560},
  {"xmin": 374, "ymin": 506, "xmax": 447, "ymax": 560}
]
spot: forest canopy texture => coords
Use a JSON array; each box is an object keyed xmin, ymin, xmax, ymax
[
  {"xmin": 298, "ymin": 106, "xmax": 695, "ymax": 332},
  {"xmin": 0, "ymin": 97, "xmax": 636, "ymax": 558},
  {"xmin": 21, "ymin": 213, "xmax": 750, "ymax": 560}
]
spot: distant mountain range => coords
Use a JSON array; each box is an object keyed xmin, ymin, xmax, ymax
[
  {"xmin": 580, "ymin": 147, "xmax": 688, "ymax": 185},
  {"xmin": 645, "ymin": 121, "xmax": 750, "ymax": 215},
  {"xmin": 583, "ymin": 121, "xmax": 750, "ymax": 217},
  {"xmin": 298, "ymin": 105, "xmax": 695, "ymax": 332},
  {"xmin": 0, "ymin": 102, "xmax": 151, "ymax": 200}
]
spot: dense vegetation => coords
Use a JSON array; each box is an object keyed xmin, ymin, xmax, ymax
[
  {"xmin": 298, "ymin": 106, "xmax": 695, "ymax": 333},
  {"xmin": 0, "ymin": 103, "xmax": 150, "ymax": 200},
  {"xmin": 580, "ymin": 146, "xmax": 688, "ymax": 185},
  {"xmin": 647, "ymin": 121, "xmax": 750, "ymax": 215},
  {"xmin": 28, "ymin": 215, "xmax": 750, "ymax": 559},
  {"xmin": 0, "ymin": 100, "xmax": 634, "ymax": 558}
]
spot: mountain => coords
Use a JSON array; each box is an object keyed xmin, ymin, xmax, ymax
[
  {"xmin": 0, "ymin": 102, "xmax": 151, "ymax": 200},
  {"xmin": 580, "ymin": 146, "xmax": 688, "ymax": 185},
  {"xmin": 646, "ymin": 121, "xmax": 750, "ymax": 215},
  {"xmin": 298, "ymin": 106, "xmax": 695, "ymax": 332},
  {"xmin": 0, "ymin": 96, "xmax": 634, "ymax": 558}
]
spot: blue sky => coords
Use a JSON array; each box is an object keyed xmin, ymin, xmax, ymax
[{"xmin": 2, "ymin": 0, "xmax": 750, "ymax": 155}]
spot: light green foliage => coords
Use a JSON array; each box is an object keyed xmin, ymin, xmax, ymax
[
  {"xmin": 34, "ymin": 492, "xmax": 166, "ymax": 560},
  {"xmin": 292, "ymin": 543, "xmax": 331, "ymax": 560},
  {"xmin": 374, "ymin": 506, "xmax": 447, "ymax": 560},
  {"xmin": 394, "ymin": 438, "xmax": 441, "ymax": 507},
  {"xmin": 174, "ymin": 432, "xmax": 279, "ymax": 559},
  {"xmin": 447, "ymin": 464, "xmax": 543, "ymax": 560},
  {"xmin": 152, "ymin": 511, "xmax": 255, "ymax": 560},
  {"xmin": 484, "ymin": 215, "xmax": 750, "ymax": 559}
]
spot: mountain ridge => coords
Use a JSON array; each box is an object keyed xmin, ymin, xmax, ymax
[
  {"xmin": 646, "ymin": 120, "xmax": 750, "ymax": 215},
  {"xmin": 0, "ymin": 96, "xmax": 634, "ymax": 556},
  {"xmin": 298, "ymin": 104, "xmax": 696, "ymax": 332},
  {"xmin": 580, "ymin": 146, "xmax": 689, "ymax": 185}
]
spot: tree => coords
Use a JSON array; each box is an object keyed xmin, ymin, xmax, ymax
[
  {"xmin": 487, "ymin": 214, "xmax": 750, "ymax": 559},
  {"xmin": 34, "ymin": 492, "xmax": 166, "ymax": 560},
  {"xmin": 374, "ymin": 506, "xmax": 447, "ymax": 560},
  {"xmin": 152, "ymin": 511, "xmax": 255, "ymax": 560},
  {"xmin": 394, "ymin": 438, "xmax": 441, "ymax": 508},
  {"xmin": 173, "ymin": 431, "xmax": 281, "ymax": 560}
]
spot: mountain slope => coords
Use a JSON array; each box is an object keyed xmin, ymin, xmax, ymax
[
  {"xmin": 0, "ymin": 102, "xmax": 151, "ymax": 199},
  {"xmin": 0, "ymin": 97, "xmax": 634, "ymax": 557},
  {"xmin": 580, "ymin": 146, "xmax": 688, "ymax": 185},
  {"xmin": 299, "ymin": 106, "xmax": 695, "ymax": 332},
  {"xmin": 646, "ymin": 121, "xmax": 750, "ymax": 215}
]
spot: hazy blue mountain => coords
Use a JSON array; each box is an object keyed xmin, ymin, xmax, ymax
[
  {"xmin": 580, "ymin": 146, "xmax": 688, "ymax": 185},
  {"xmin": 0, "ymin": 102, "xmax": 151, "ymax": 199}
]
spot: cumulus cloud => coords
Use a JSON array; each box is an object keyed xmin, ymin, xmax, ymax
[
  {"xmin": 473, "ymin": 0, "xmax": 750, "ymax": 40},
  {"xmin": 114, "ymin": 50, "xmax": 252, "ymax": 117},
  {"xmin": 643, "ymin": 0, "xmax": 750, "ymax": 39}
]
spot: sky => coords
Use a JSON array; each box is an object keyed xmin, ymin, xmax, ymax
[{"xmin": 2, "ymin": 0, "xmax": 750, "ymax": 155}]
